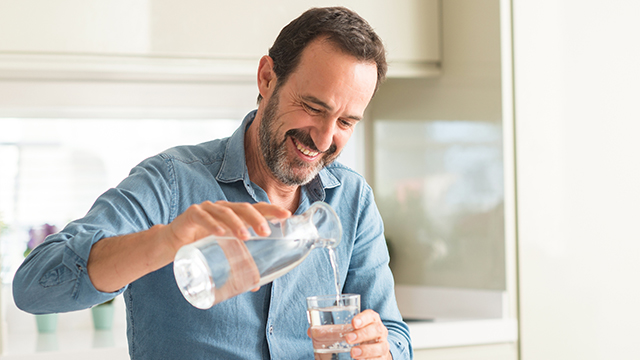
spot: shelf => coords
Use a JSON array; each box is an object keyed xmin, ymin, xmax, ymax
[
  {"xmin": 0, "ymin": 52, "xmax": 440, "ymax": 84},
  {"xmin": 408, "ymin": 318, "xmax": 518, "ymax": 349}
]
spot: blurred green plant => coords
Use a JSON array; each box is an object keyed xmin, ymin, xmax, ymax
[{"xmin": 0, "ymin": 214, "xmax": 7, "ymax": 237}]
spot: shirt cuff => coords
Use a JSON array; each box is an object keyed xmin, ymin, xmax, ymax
[{"xmin": 64, "ymin": 229, "xmax": 127, "ymax": 308}]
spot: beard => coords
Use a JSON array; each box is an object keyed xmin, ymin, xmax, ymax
[{"xmin": 258, "ymin": 88, "xmax": 339, "ymax": 186}]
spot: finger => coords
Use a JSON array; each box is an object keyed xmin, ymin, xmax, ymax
[
  {"xmin": 310, "ymin": 324, "xmax": 352, "ymax": 341},
  {"xmin": 181, "ymin": 203, "xmax": 227, "ymax": 238},
  {"xmin": 248, "ymin": 202, "xmax": 291, "ymax": 237},
  {"xmin": 228, "ymin": 202, "xmax": 289, "ymax": 237},
  {"xmin": 347, "ymin": 322, "xmax": 388, "ymax": 345},
  {"xmin": 215, "ymin": 202, "xmax": 291, "ymax": 238},
  {"xmin": 201, "ymin": 201, "xmax": 253, "ymax": 239},
  {"xmin": 348, "ymin": 310, "xmax": 388, "ymax": 344},
  {"xmin": 308, "ymin": 324, "xmax": 353, "ymax": 353},
  {"xmin": 252, "ymin": 202, "xmax": 291, "ymax": 220},
  {"xmin": 352, "ymin": 309, "xmax": 379, "ymax": 330},
  {"xmin": 350, "ymin": 339, "xmax": 390, "ymax": 359}
]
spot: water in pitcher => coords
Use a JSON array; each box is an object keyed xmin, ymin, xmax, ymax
[
  {"xmin": 174, "ymin": 201, "xmax": 343, "ymax": 309},
  {"xmin": 175, "ymin": 237, "xmax": 338, "ymax": 309}
]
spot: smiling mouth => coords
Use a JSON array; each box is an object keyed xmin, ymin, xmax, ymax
[{"xmin": 292, "ymin": 137, "xmax": 320, "ymax": 157}]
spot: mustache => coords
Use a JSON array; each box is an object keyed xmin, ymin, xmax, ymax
[{"xmin": 285, "ymin": 129, "xmax": 337, "ymax": 155}]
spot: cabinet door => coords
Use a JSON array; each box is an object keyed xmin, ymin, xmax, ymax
[
  {"xmin": 149, "ymin": 0, "xmax": 441, "ymax": 71},
  {"xmin": 0, "ymin": 0, "xmax": 151, "ymax": 54},
  {"xmin": 0, "ymin": 0, "xmax": 440, "ymax": 78},
  {"xmin": 414, "ymin": 343, "xmax": 518, "ymax": 360}
]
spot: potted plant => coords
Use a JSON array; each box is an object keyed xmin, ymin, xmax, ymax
[
  {"xmin": 25, "ymin": 224, "xmax": 59, "ymax": 333},
  {"xmin": 92, "ymin": 298, "xmax": 116, "ymax": 330}
]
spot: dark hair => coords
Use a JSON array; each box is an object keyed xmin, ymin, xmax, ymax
[{"xmin": 257, "ymin": 6, "xmax": 387, "ymax": 103}]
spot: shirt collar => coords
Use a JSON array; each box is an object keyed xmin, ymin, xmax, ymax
[
  {"xmin": 216, "ymin": 110, "xmax": 342, "ymax": 197},
  {"xmin": 216, "ymin": 111, "xmax": 255, "ymax": 183}
]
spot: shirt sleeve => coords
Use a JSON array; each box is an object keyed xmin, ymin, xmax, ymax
[
  {"xmin": 12, "ymin": 154, "xmax": 176, "ymax": 314},
  {"xmin": 342, "ymin": 185, "xmax": 413, "ymax": 360}
]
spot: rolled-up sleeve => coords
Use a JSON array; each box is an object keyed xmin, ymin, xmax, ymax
[{"xmin": 12, "ymin": 154, "xmax": 175, "ymax": 314}]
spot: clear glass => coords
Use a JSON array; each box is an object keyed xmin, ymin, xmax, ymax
[
  {"xmin": 306, "ymin": 294, "xmax": 361, "ymax": 359},
  {"xmin": 173, "ymin": 202, "xmax": 342, "ymax": 309}
]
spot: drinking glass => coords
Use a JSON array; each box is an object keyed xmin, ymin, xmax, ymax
[{"xmin": 306, "ymin": 294, "xmax": 361, "ymax": 359}]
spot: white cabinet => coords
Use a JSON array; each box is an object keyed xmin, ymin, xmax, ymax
[
  {"xmin": 414, "ymin": 343, "xmax": 518, "ymax": 360},
  {"xmin": 146, "ymin": 0, "xmax": 441, "ymax": 77},
  {"xmin": 0, "ymin": 0, "xmax": 440, "ymax": 80},
  {"xmin": 513, "ymin": 0, "xmax": 640, "ymax": 359}
]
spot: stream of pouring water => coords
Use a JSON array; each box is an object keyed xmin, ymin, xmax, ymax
[{"xmin": 327, "ymin": 247, "xmax": 341, "ymax": 303}]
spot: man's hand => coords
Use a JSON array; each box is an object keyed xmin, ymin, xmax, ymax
[
  {"xmin": 88, "ymin": 201, "xmax": 290, "ymax": 293},
  {"xmin": 163, "ymin": 200, "xmax": 291, "ymax": 251},
  {"xmin": 307, "ymin": 309, "xmax": 392, "ymax": 360},
  {"xmin": 346, "ymin": 309, "xmax": 392, "ymax": 359}
]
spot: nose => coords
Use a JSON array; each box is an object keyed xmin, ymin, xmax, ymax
[{"xmin": 311, "ymin": 118, "xmax": 337, "ymax": 153}]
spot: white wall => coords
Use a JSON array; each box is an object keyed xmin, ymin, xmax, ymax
[{"xmin": 514, "ymin": 1, "xmax": 640, "ymax": 359}]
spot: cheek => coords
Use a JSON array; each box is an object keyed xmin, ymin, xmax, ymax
[
  {"xmin": 280, "ymin": 111, "xmax": 316, "ymax": 133},
  {"xmin": 333, "ymin": 132, "xmax": 353, "ymax": 152}
]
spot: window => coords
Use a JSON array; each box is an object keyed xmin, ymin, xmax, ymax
[
  {"xmin": 0, "ymin": 117, "xmax": 241, "ymax": 282},
  {"xmin": 374, "ymin": 119, "xmax": 507, "ymax": 320}
]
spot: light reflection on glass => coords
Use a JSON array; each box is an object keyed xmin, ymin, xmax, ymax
[{"xmin": 375, "ymin": 120, "xmax": 505, "ymax": 291}]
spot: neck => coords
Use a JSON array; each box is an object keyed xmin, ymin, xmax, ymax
[{"xmin": 244, "ymin": 116, "xmax": 300, "ymax": 213}]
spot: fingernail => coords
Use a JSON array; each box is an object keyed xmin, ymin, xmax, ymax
[
  {"xmin": 351, "ymin": 347, "xmax": 362, "ymax": 357},
  {"xmin": 346, "ymin": 333, "xmax": 357, "ymax": 343},
  {"xmin": 238, "ymin": 229, "xmax": 250, "ymax": 238},
  {"xmin": 353, "ymin": 318, "xmax": 362, "ymax": 328},
  {"xmin": 260, "ymin": 224, "xmax": 271, "ymax": 235}
]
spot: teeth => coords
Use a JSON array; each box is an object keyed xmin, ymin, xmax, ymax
[{"xmin": 294, "ymin": 139, "xmax": 319, "ymax": 157}]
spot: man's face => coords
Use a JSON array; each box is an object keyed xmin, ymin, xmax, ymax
[{"xmin": 258, "ymin": 39, "xmax": 378, "ymax": 186}]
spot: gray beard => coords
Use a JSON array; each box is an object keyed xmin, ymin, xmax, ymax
[{"xmin": 258, "ymin": 90, "xmax": 338, "ymax": 186}]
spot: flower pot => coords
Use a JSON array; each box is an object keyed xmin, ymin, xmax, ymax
[
  {"xmin": 35, "ymin": 313, "xmax": 58, "ymax": 333},
  {"xmin": 91, "ymin": 303, "xmax": 115, "ymax": 330}
]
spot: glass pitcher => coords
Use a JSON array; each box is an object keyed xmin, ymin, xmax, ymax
[{"xmin": 173, "ymin": 201, "xmax": 342, "ymax": 309}]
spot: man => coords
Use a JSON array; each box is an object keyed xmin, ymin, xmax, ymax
[{"xmin": 13, "ymin": 7, "xmax": 412, "ymax": 360}]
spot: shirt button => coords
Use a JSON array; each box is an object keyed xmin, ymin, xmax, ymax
[{"xmin": 269, "ymin": 325, "xmax": 273, "ymax": 335}]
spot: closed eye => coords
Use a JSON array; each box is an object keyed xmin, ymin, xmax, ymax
[
  {"xmin": 302, "ymin": 102, "xmax": 322, "ymax": 115},
  {"xmin": 339, "ymin": 118, "xmax": 355, "ymax": 128}
]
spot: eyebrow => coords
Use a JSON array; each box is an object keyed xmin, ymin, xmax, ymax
[{"xmin": 301, "ymin": 95, "xmax": 362, "ymax": 121}]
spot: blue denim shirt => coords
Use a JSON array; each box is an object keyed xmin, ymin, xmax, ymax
[{"xmin": 13, "ymin": 111, "xmax": 412, "ymax": 360}]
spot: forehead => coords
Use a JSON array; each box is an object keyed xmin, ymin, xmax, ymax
[{"xmin": 284, "ymin": 39, "xmax": 378, "ymax": 111}]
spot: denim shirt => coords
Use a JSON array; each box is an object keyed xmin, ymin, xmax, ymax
[{"xmin": 13, "ymin": 111, "xmax": 412, "ymax": 360}]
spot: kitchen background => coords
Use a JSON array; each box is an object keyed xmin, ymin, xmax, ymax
[{"xmin": 0, "ymin": 0, "xmax": 638, "ymax": 359}]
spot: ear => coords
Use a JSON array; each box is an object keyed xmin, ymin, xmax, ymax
[{"xmin": 257, "ymin": 55, "xmax": 277, "ymax": 99}]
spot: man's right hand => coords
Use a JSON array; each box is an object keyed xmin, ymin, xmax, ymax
[
  {"xmin": 162, "ymin": 201, "xmax": 291, "ymax": 252},
  {"xmin": 87, "ymin": 201, "xmax": 290, "ymax": 293}
]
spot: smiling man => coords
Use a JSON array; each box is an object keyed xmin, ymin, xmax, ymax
[
  {"xmin": 13, "ymin": 7, "xmax": 412, "ymax": 360},
  {"xmin": 248, "ymin": 34, "xmax": 377, "ymax": 211}
]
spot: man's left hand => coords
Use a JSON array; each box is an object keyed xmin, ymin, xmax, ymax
[{"xmin": 345, "ymin": 309, "xmax": 392, "ymax": 359}]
